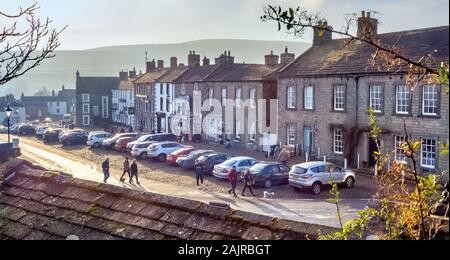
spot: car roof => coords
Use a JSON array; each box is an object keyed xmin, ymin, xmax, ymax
[
  {"xmin": 154, "ymin": 141, "xmax": 178, "ymax": 145},
  {"xmin": 229, "ymin": 156, "xmax": 256, "ymax": 161},
  {"xmin": 254, "ymin": 161, "xmax": 282, "ymax": 166},
  {"xmin": 293, "ymin": 161, "xmax": 330, "ymax": 168}
]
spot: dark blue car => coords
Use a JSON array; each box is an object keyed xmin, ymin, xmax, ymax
[
  {"xmin": 60, "ymin": 131, "xmax": 88, "ymax": 146},
  {"xmin": 249, "ymin": 162, "xmax": 291, "ymax": 188}
]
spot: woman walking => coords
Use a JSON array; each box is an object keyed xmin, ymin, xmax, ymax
[
  {"xmin": 241, "ymin": 169, "xmax": 255, "ymax": 196},
  {"xmin": 194, "ymin": 160, "xmax": 204, "ymax": 188},
  {"xmin": 130, "ymin": 159, "xmax": 140, "ymax": 185}
]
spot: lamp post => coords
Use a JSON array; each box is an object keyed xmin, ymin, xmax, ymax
[{"xmin": 5, "ymin": 106, "xmax": 12, "ymax": 157}]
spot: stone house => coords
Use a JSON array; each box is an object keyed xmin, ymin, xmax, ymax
[
  {"xmin": 277, "ymin": 11, "xmax": 449, "ymax": 174},
  {"xmin": 75, "ymin": 71, "xmax": 120, "ymax": 128}
]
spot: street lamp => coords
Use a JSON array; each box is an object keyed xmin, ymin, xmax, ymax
[{"xmin": 5, "ymin": 106, "xmax": 12, "ymax": 156}]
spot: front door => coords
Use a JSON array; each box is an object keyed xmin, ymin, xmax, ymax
[
  {"xmin": 303, "ymin": 127, "xmax": 313, "ymax": 156},
  {"xmin": 368, "ymin": 137, "xmax": 379, "ymax": 167}
]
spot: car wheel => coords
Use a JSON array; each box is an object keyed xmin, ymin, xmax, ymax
[
  {"xmin": 158, "ymin": 154, "xmax": 167, "ymax": 162},
  {"xmin": 311, "ymin": 182, "xmax": 321, "ymax": 195},
  {"xmin": 93, "ymin": 143, "xmax": 100, "ymax": 148},
  {"xmin": 345, "ymin": 177, "xmax": 355, "ymax": 189},
  {"xmin": 140, "ymin": 152, "xmax": 148, "ymax": 160},
  {"xmin": 264, "ymin": 179, "xmax": 273, "ymax": 189}
]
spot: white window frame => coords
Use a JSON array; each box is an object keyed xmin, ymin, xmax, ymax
[
  {"xmin": 422, "ymin": 85, "xmax": 438, "ymax": 116},
  {"xmin": 287, "ymin": 86, "xmax": 297, "ymax": 109},
  {"xmin": 395, "ymin": 135, "xmax": 407, "ymax": 161},
  {"xmin": 370, "ymin": 85, "xmax": 382, "ymax": 113},
  {"xmin": 249, "ymin": 122, "xmax": 256, "ymax": 142},
  {"xmin": 101, "ymin": 96, "xmax": 109, "ymax": 119},
  {"xmin": 222, "ymin": 88, "xmax": 227, "ymax": 106},
  {"xmin": 82, "ymin": 94, "xmax": 90, "ymax": 102},
  {"xmin": 82, "ymin": 115, "xmax": 90, "ymax": 126},
  {"xmin": 421, "ymin": 138, "xmax": 437, "ymax": 169},
  {"xmin": 181, "ymin": 84, "xmax": 186, "ymax": 95},
  {"xmin": 333, "ymin": 129, "xmax": 344, "ymax": 154},
  {"xmin": 287, "ymin": 124, "xmax": 296, "ymax": 147},
  {"xmin": 82, "ymin": 103, "xmax": 90, "ymax": 114},
  {"xmin": 235, "ymin": 88, "xmax": 242, "ymax": 107},
  {"xmin": 304, "ymin": 86, "xmax": 314, "ymax": 110},
  {"xmin": 396, "ymin": 85, "xmax": 410, "ymax": 114},
  {"xmin": 334, "ymin": 85, "xmax": 345, "ymax": 111},
  {"xmin": 209, "ymin": 88, "xmax": 214, "ymax": 106},
  {"xmin": 250, "ymin": 88, "xmax": 256, "ymax": 108}
]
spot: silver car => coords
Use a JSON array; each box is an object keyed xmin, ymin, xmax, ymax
[
  {"xmin": 213, "ymin": 157, "xmax": 259, "ymax": 180},
  {"xmin": 289, "ymin": 161, "xmax": 356, "ymax": 195}
]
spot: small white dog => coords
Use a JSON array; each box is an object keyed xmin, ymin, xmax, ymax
[{"xmin": 263, "ymin": 191, "xmax": 275, "ymax": 199}]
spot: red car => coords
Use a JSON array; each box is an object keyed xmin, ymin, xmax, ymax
[
  {"xmin": 167, "ymin": 147, "xmax": 195, "ymax": 166},
  {"xmin": 115, "ymin": 137, "xmax": 138, "ymax": 153}
]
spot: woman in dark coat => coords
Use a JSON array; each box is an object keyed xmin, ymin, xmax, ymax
[{"xmin": 130, "ymin": 159, "xmax": 140, "ymax": 185}]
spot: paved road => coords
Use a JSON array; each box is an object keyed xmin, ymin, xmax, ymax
[{"xmin": 1, "ymin": 135, "xmax": 369, "ymax": 228}]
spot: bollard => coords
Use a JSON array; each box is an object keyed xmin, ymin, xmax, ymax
[
  {"xmin": 387, "ymin": 158, "xmax": 391, "ymax": 172},
  {"xmin": 344, "ymin": 158, "xmax": 348, "ymax": 169},
  {"xmin": 323, "ymin": 156, "xmax": 327, "ymax": 162},
  {"xmin": 305, "ymin": 152, "xmax": 309, "ymax": 162},
  {"xmin": 357, "ymin": 154, "xmax": 360, "ymax": 169},
  {"xmin": 317, "ymin": 147, "xmax": 321, "ymax": 159}
]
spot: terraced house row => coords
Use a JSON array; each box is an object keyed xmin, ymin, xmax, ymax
[{"xmin": 76, "ymin": 11, "xmax": 449, "ymax": 174}]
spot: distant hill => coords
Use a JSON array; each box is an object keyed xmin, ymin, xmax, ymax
[{"xmin": 0, "ymin": 39, "xmax": 310, "ymax": 96}]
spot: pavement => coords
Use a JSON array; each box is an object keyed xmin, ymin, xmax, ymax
[{"xmin": 0, "ymin": 134, "xmax": 371, "ymax": 228}]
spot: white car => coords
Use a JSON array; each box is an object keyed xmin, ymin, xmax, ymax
[
  {"xmin": 130, "ymin": 141, "xmax": 154, "ymax": 159},
  {"xmin": 146, "ymin": 142, "xmax": 185, "ymax": 162},
  {"xmin": 35, "ymin": 125, "xmax": 50, "ymax": 138},
  {"xmin": 87, "ymin": 132, "xmax": 113, "ymax": 148},
  {"xmin": 289, "ymin": 161, "xmax": 356, "ymax": 195},
  {"xmin": 213, "ymin": 157, "xmax": 259, "ymax": 180}
]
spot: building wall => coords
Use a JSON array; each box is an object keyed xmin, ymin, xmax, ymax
[
  {"xmin": 47, "ymin": 101, "xmax": 67, "ymax": 116},
  {"xmin": 76, "ymin": 93, "xmax": 112, "ymax": 128},
  {"xmin": 278, "ymin": 74, "xmax": 449, "ymax": 173},
  {"xmin": 134, "ymin": 83, "xmax": 154, "ymax": 132},
  {"xmin": 154, "ymin": 82, "xmax": 175, "ymax": 133},
  {"xmin": 0, "ymin": 107, "xmax": 26, "ymax": 125},
  {"xmin": 112, "ymin": 89, "xmax": 135, "ymax": 127}
]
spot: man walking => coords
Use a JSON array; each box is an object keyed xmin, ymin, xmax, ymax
[
  {"xmin": 102, "ymin": 158, "xmax": 110, "ymax": 183},
  {"xmin": 130, "ymin": 159, "xmax": 140, "ymax": 185},
  {"xmin": 277, "ymin": 148, "xmax": 289, "ymax": 167},
  {"xmin": 241, "ymin": 169, "xmax": 255, "ymax": 196},
  {"xmin": 120, "ymin": 157, "xmax": 131, "ymax": 182},
  {"xmin": 194, "ymin": 160, "xmax": 204, "ymax": 188},
  {"xmin": 228, "ymin": 165, "xmax": 238, "ymax": 197}
]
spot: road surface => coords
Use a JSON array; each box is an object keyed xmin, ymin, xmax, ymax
[{"xmin": 1, "ymin": 135, "xmax": 369, "ymax": 228}]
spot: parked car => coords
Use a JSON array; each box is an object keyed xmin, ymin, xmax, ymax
[
  {"xmin": 0, "ymin": 125, "xmax": 7, "ymax": 134},
  {"xmin": 289, "ymin": 161, "xmax": 356, "ymax": 195},
  {"xmin": 59, "ymin": 129, "xmax": 89, "ymax": 141},
  {"xmin": 249, "ymin": 162, "xmax": 291, "ymax": 188},
  {"xmin": 43, "ymin": 128, "xmax": 64, "ymax": 143},
  {"xmin": 197, "ymin": 153, "xmax": 231, "ymax": 174},
  {"xmin": 17, "ymin": 125, "xmax": 35, "ymax": 136},
  {"xmin": 213, "ymin": 157, "xmax": 259, "ymax": 180},
  {"xmin": 126, "ymin": 133, "xmax": 178, "ymax": 151},
  {"xmin": 177, "ymin": 150, "xmax": 215, "ymax": 170},
  {"xmin": 130, "ymin": 141, "xmax": 154, "ymax": 159},
  {"xmin": 87, "ymin": 132, "xmax": 113, "ymax": 148},
  {"xmin": 166, "ymin": 147, "xmax": 196, "ymax": 166},
  {"xmin": 115, "ymin": 137, "xmax": 139, "ymax": 153},
  {"xmin": 102, "ymin": 133, "xmax": 139, "ymax": 149},
  {"xmin": 146, "ymin": 142, "xmax": 186, "ymax": 162},
  {"xmin": 60, "ymin": 131, "xmax": 88, "ymax": 146},
  {"xmin": 35, "ymin": 125, "xmax": 50, "ymax": 138},
  {"xmin": 10, "ymin": 125, "xmax": 20, "ymax": 135}
]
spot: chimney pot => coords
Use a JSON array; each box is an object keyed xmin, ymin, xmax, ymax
[
  {"xmin": 362, "ymin": 11, "xmax": 366, "ymax": 17},
  {"xmin": 367, "ymin": 12, "xmax": 371, "ymax": 18}
]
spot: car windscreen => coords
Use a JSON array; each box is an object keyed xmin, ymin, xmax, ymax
[
  {"xmin": 250, "ymin": 164, "xmax": 268, "ymax": 172},
  {"xmin": 292, "ymin": 166, "xmax": 308, "ymax": 174},
  {"xmin": 222, "ymin": 159, "xmax": 238, "ymax": 167}
]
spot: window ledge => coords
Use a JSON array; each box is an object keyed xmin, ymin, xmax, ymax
[{"xmin": 418, "ymin": 114, "xmax": 440, "ymax": 119}]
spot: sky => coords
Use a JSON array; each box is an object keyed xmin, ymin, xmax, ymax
[{"xmin": 0, "ymin": 0, "xmax": 449, "ymax": 50}]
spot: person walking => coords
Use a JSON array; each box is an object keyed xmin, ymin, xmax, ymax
[
  {"xmin": 228, "ymin": 166, "xmax": 238, "ymax": 197},
  {"xmin": 194, "ymin": 160, "xmax": 204, "ymax": 188},
  {"xmin": 102, "ymin": 158, "xmax": 110, "ymax": 183},
  {"xmin": 130, "ymin": 159, "xmax": 140, "ymax": 185},
  {"xmin": 277, "ymin": 148, "xmax": 289, "ymax": 167},
  {"xmin": 241, "ymin": 169, "xmax": 255, "ymax": 196},
  {"xmin": 120, "ymin": 157, "xmax": 131, "ymax": 182}
]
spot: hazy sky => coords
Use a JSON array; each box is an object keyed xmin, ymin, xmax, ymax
[{"xmin": 1, "ymin": 0, "xmax": 449, "ymax": 50}]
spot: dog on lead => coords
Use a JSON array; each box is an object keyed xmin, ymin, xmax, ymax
[{"xmin": 263, "ymin": 191, "xmax": 275, "ymax": 199}]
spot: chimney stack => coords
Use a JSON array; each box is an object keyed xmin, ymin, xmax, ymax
[
  {"xmin": 129, "ymin": 68, "xmax": 137, "ymax": 79},
  {"xmin": 215, "ymin": 51, "xmax": 234, "ymax": 66},
  {"xmin": 146, "ymin": 59, "xmax": 156, "ymax": 72},
  {"xmin": 157, "ymin": 60, "xmax": 164, "ymax": 69},
  {"xmin": 265, "ymin": 50, "xmax": 279, "ymax": 66},
  {"xmin": 170, "ymin": 57, "xmax": 178, "ymax": 68},
  {"xmin": 357, "ymin": 10, "xmax": 379, "ymax": 38},
  {"xmin": 119, "ymin": 71, "xmax": 128, "ymax": 81},
  {"xmin": 280, "ymin": 46, "xmax": 295, "ymax": 65},
  {"xmin": 313, "ymin": 20, "xmax": 333, "ymax": 46},
  {"xmin": 188, "ymin": 51, "xmax": 201, "ymax": 67},
  {"xmin": 203, "ymin": 56, "xmax": 210, "ymax": 66}
]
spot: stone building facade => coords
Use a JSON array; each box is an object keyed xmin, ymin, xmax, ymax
[{"xmin": 277, "ymin": 12, "xmax": 449, "ymax": 174}]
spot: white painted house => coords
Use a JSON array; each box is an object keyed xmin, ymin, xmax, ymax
[
  {"xmin": 112, "ymin": 71, "xmax": 136, "ymax": 127},
  {"xmin": 0, "ymin": 98, "xmax": 26, "ymax": 125}
]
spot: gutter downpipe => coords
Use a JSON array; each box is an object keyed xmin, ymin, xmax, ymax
[{"xmin": 354, "ymin": 75, "xmax": 362, "ymax": 168}]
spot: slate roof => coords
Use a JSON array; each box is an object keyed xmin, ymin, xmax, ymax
[
  {"xmin": 174, "ymin": 65, "xmax": 218, "ymax": 83},
  {"xmin": 279, "ymin": 26, "xmax": 449, "ymax": 78},
  {"xmin": 76, "ymin": 77, "xmax": 120, "ymax": 94},
  {"xmin": 118, "ymin": 80, "xmax": 134, "ymax": 90},
  {"xmin": 134, "ymin": 69, "xmax": 169, "ymax": 84},
  {"xmin": 156, "ymin": 68, "xmax": 188, "ymax": 83},
  {"xmin": 0, "ymin": 162, "xmax": 337, "ymax": 240},
  {"xmin": 205, "ymin": 64, "xmax": 282, "ymax": 82},
  {"xmin": 0, "ymin": 98, "xmax": 25, "ymax": 108},
  {"xmin": 57, "ymin": 89, "xmax": 76, "ymax": 99}
]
